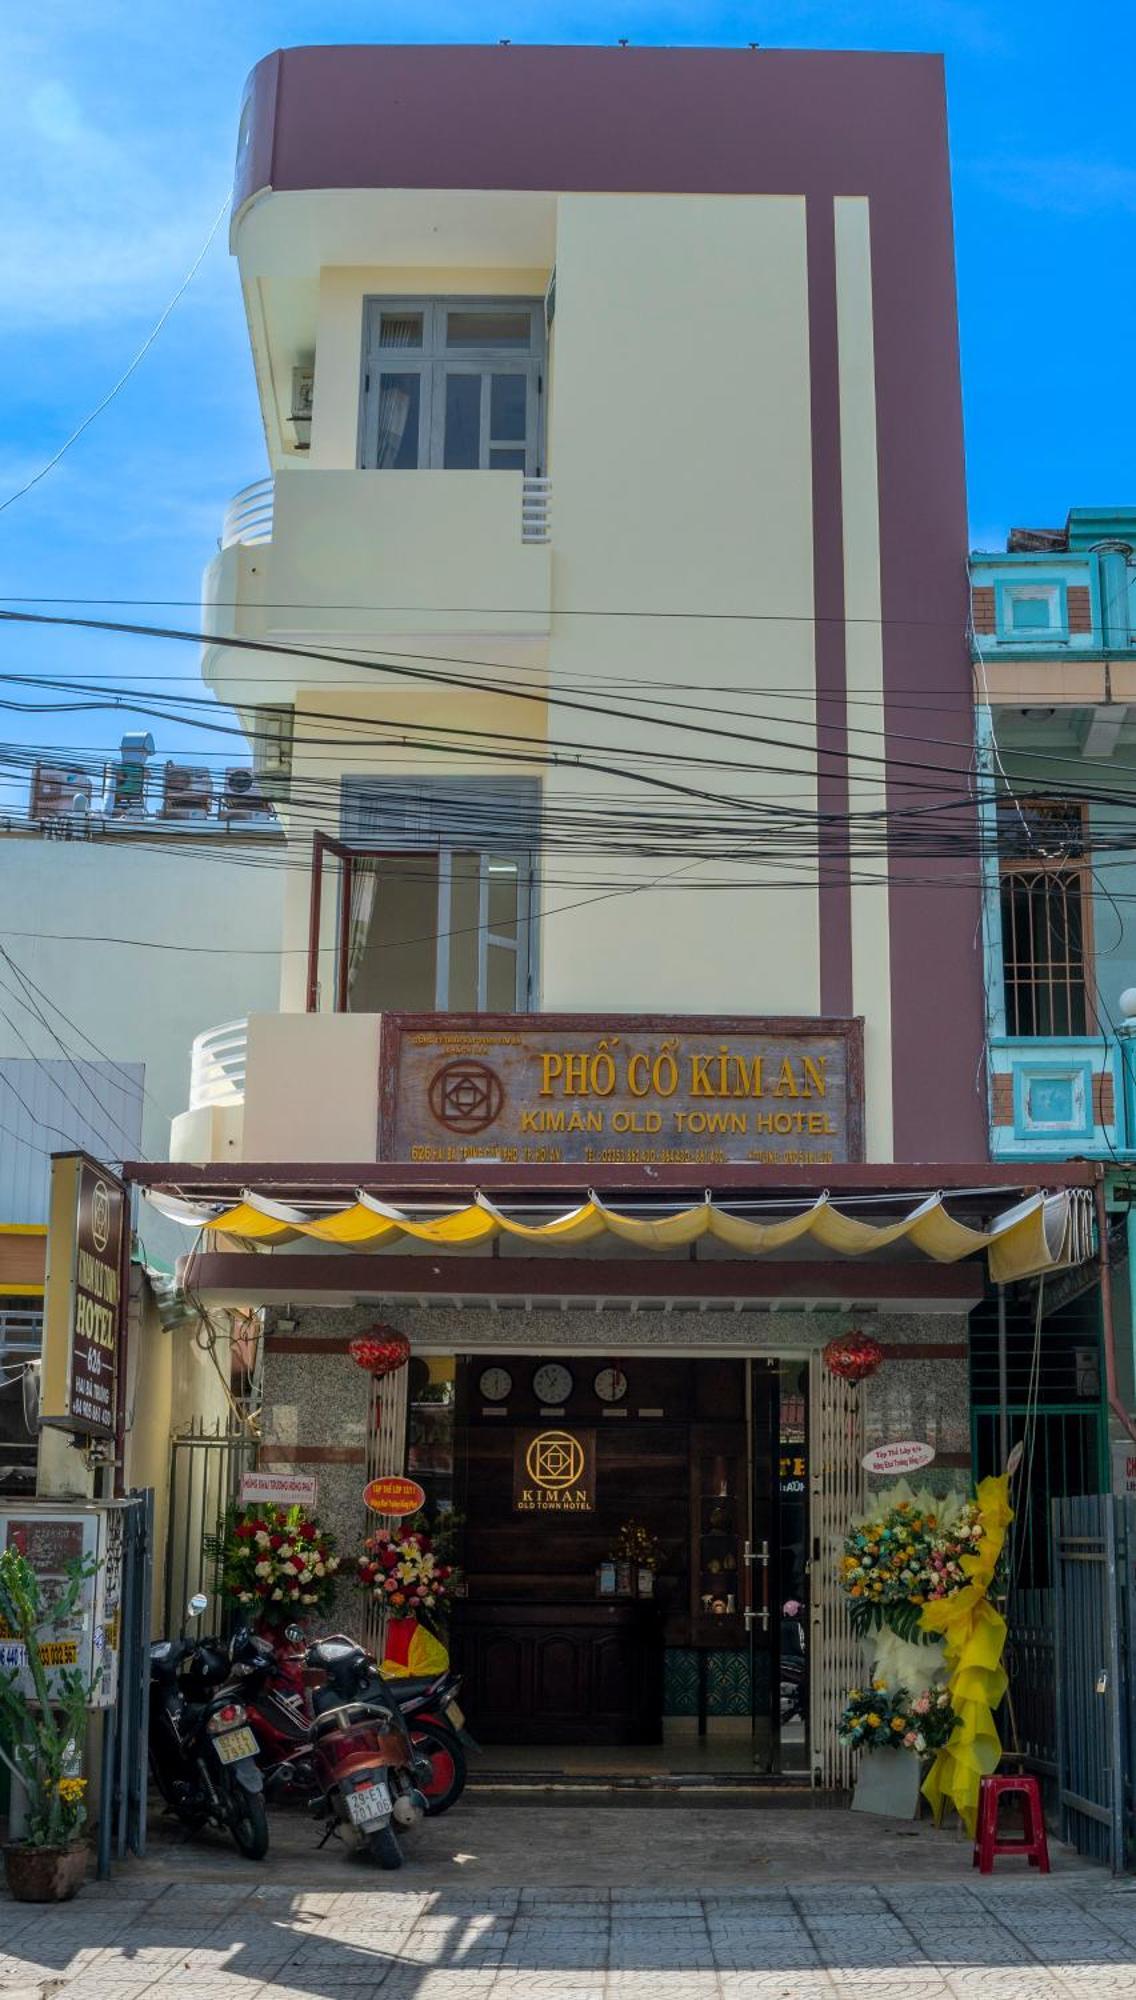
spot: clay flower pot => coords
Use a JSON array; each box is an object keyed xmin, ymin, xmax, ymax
[{"xmin": 3, "ymin": 1842, "xmax": 88, "ymax": 1902}]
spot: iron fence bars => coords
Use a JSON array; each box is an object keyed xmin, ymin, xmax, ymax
[
  {"xmin": 165, "ymin": 1418, "xmax": 256, "ymax": 1636},
  {"xmin": 1052, "ymin": 1493, "xmax": 1134, "ymax": 1871},
  {"xmin": 1004, "ymin": 1585, "xmax": 1057, "ymax": 1782}
]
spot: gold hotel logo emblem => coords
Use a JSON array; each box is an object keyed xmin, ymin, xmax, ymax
[
  {"xmin": 526, "ymin": 1430, "xmax": 585, "ymax": 1491},
  {"xmin": 513, "ymin": 1428, "xmax": 596, "ymax": 1514}
]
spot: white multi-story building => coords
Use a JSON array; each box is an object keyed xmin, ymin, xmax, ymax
[{"xmin": 145, "ymin": 45, "xmax": 1097, "ymax": 1783}]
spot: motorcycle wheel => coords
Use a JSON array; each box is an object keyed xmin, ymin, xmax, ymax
[
  {"xmin": 221, "ymin": 1775, "xmax": 270, "ymax": 1861},
  {"xmin": 149, "ymin": 1754, "xmax": 209, "ymax": 1830},
  {"xmin": 366, "ymin": 1824, "xmax": 404, "ymax": 1869},
  {"xmin": 411, "ymin": 1722, "xmax": 467, "ymax": 1817}
]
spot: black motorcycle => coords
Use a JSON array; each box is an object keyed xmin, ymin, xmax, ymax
[{"xmin": 148, "ymin": 1593, "xmax": 271, "ymax": 1859}]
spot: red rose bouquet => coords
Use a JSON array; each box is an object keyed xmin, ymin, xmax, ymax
[{"xmin": 221, "ymin": 1502, "xmax": 340, "ymax": 1626}]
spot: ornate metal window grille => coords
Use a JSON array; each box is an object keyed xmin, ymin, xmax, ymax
[{"xmin": 998, "ymin": 800, "xmax": 1092, "ymax": 1036}]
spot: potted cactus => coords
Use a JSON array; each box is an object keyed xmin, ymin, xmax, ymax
[{"xmin": 0, "ymin": 1546, "xmax": 97, "ymax": 1901}]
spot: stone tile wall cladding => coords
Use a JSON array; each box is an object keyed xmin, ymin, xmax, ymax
[{"xmin": 255, "ymin": 1302, "xmax": 973, "ymax": 1585}]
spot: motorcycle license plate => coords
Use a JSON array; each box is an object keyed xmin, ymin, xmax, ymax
[
  {"xmin": 213, "ymin": 1725, "xmax": 259, "ymax": 1765},
  {"xmin": 346, "ymin": 1779, "xmax": 391, "ymax": 1828},
  {"xmin": 445, "ymin": 1700, "xmax": 465, "ymax": 1730}
]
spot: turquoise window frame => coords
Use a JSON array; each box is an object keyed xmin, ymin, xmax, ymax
[
  {"xmin": 994, "ymin": 576, "xmax": 1069, "ymax": 641},
  {"xmin": 1011, "ymin": 1058, "xmax": 1095, "ymax": 1142}
]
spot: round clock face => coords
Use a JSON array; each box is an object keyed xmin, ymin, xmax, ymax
[
  {"xmin": 479, "ymin": 1366, "xmax": 513, "ymax": 1402},
  {"xmin": 594, "ymin": 1367, "xmax": 628, "ymax": 1404},
  {"xmin": 532, "ymin": 1362, "xmax": 574, "ymax": 1405}
]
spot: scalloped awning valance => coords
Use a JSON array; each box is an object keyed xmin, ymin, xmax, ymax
[{"xmin": 144, "ymin": 1187, "xmax": 1095, "ymax": 1287}]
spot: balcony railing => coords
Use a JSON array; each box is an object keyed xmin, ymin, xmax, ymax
[
  {"xmin": 220, "ymin": 474, "xmax": 551, "ymax": 553},
  {"xmin": 189, "ymin": 1019, "xmax": 248, "ymax": 1110},
  {"xmin": 522, "ymin": 477, "xmax": 551, "ymax": 544},
  {"xmin": 221, "ymin": 479, "xmax": 274, "ymax": 550}
]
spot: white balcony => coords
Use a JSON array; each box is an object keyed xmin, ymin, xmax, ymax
[
  {"xmin": 189, "ymin": 1019, "xmax": 248, "ymax": 1110},
  {"xmin": 203, "ymin": 468, "xmax": 552, "ymax": 708},
  {"xmin": 173, "ymin": 1018, "xmax": 249, "ymax": 1163},
  {"xmin": 221, "ymin": 480, "xmax": 273, "ymax": 549}
]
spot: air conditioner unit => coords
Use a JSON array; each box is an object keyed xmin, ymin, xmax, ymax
[
  {"xmin": 29, "ymin": 765, "xmax": 93, "ymax": 821},
  {"xmin": 109, "ymin": 731, "xmax": 154, "ymax": 816},
  {"xmin": 221, "ymin": 767, "xmax": 274, "ymax": 820},
  {"xmin": 162, "ymin": 762, "xmax": 213, "ymax": 820},
  {"xmin": 290, "ymin": 365, "xmax": 314, "ymax": 451}
]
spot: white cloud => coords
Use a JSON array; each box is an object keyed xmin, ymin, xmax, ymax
[
  {"xmin": 0, "ymin": 46, "xmax": 231, "ymax": 331},
  {"xmin": 966, "ymin": 154, "xmax": 1136, "ymax": 215}
]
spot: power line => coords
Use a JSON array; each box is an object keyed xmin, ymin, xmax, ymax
[{"xmin": 0, "ymin": 196, "xmax": 230, "ymax": 517}]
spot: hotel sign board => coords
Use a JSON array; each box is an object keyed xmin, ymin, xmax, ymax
[
  {"xmin": 380, "ymin": 1014, "xmax": 864, "ymax": 1167},
  {"xmin": 40, "ymin": 1153, "xmax": 127, "ymax": 1440},
  {"xmin": 514, "ymin": 1429, "xmax": 596, "ymax": 1513}
]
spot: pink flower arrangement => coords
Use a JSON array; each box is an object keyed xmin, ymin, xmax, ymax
[{"xmin": 355, "ymin": 1525, "xmax": 459, "ymax": 1625}]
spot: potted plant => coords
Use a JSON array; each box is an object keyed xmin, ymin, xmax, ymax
[
  {"xmin": 220, "ymin": 1501, "xmax": 341, "ymax": 1629},
  {"xmin": 840, "ymin": 1679, "xmax": 958, "ymax": 1818},
  {"xmin": 0, "ymin": 1546, "xmax": 97, "ymax": 1902},
  {"xmin": 610, "ymin": 1520, "xmax": 665, "ymax": 1597}
]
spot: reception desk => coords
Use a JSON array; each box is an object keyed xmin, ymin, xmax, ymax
[{"xmin": 452, "ymin": 1599, "xmax": 665, "ymax": 1745}]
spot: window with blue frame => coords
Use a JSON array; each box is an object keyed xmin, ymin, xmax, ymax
[
  {"xmin": 995, "ymin": 579, "xmax": 1067, "ymax": 639},
  {"xmin": 997, "ymin": 799, "xmax": 1093, "ymax": 1035}
]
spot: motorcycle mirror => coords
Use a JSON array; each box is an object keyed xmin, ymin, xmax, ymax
[
  {"xmin": 187, "ymin": 1593, "xmax": 209, "ymax": 1618},
  {"xmin": 284, "ymin": 1624, "xmax": 303, "ymax": 1644}
]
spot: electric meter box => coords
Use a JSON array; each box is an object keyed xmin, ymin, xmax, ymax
[{"xmin": 0, "ymin": 1502, "xmax": 127, "ymax": 1708}]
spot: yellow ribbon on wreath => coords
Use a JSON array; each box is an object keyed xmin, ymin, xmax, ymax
[{"xmin": 919, "ymin": 1473, "xmax": 1013, "ymax": 1837}]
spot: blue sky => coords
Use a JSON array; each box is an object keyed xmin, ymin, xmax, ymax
[{"xmin": 1, "ymin": 1, "xmax": 1133, "ymax": 779}]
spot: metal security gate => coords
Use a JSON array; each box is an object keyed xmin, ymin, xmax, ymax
[
  {"xmin": 166, "ymin": 1419, "xmax": 256, "ymax": 1635},
  {"xmin": 1052, "ymin": 1494, "xmax": 1136, "ymax": 1871},
  {"xmin": 96, "ymin": 1491, "xmax": 153, "ymax": 1878},
  {"xmin": 808, "ymin": 1363, "xmax": 864, "ymax": 1789}
]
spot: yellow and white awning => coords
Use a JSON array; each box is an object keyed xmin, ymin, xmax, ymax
[{"xmin": 145, "ymin": 1186, "xmax": 1095, "ymax": 1286}]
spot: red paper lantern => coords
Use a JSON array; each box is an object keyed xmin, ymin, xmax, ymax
[
  {"xmin": 822, "ymin": 1331, "xmax": 884, "ymax": 1384},
  {"xmin": 348, "ymin": 1328, "xmax": 410, "ymax": 1377}
]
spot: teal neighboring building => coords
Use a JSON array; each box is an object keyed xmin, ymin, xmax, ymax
[{"xmin": 971, "ymin": 506, "xmax": 1136, "ymax": 1573}]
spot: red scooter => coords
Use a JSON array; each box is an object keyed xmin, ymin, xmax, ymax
[
  {"xmin": 306, "ymin": 1672, "xmax": 424, "ymax": 1869},
  {"xmin": 244, "ymin": 1628, "xmax": 469, "ymax": 1818}
]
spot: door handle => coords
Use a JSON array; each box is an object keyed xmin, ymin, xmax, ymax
[
  {"xmin": 744, "ymin": 1607, "xmax": 770, "ymax": 1632},
  {"xmin": 743, "ymin": 1540, "xmax": 769, "ymax": 1568}
]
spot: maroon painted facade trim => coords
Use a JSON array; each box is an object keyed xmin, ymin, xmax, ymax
[
  {"xmin": 806, "ymin": 197, "xmax": 853, "ymax": 1017},
  {"xmin": 126, "ymin": 1159, "xmax": 1100, "ymax": 1195},
  {"xmin": 185, "ymin": 1251, "xmax": 985, "ymax": 1305},
  {"xmin": 867, "ymin": 86, "xmax": 984, "ymax": 1164},
  {"xmin": 877, "ymin": 1341, "xmax": 968, "ymax": 1361},
  {"xmin": 258, "ymin": 1445, "xmax": 365, "ymax": 1465},
  {"xmin": 235, "ymin": 45, "xmax": 982, "ymax": 1163}
]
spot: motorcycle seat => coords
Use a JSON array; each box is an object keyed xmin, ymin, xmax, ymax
[
  {"xmin": 391, "ymin": 1676, "xmax": 444, "ymax": 1703},
  {"xmin": 310, "ymin": 1699, "xmax": 395, "ymax": 1740}
]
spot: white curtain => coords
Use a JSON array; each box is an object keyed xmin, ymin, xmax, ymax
[
  {"xmin": 346, "ymin": 860, "xmax": 378, "ymax": 999},
  {"xmin": 376, "ymin": 388, "xmax": 411, "ymax": 469},
  {"xmin": 375, "ymin": 315, "xmax": 418, "ymax": 468}
]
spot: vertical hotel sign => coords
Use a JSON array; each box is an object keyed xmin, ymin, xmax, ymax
[{"xmin": 40, "ymin": 1154, "xmax": 126, "ymax": 1439}]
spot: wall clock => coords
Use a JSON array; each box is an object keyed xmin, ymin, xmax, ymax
[
  {"xmin": 594, "ymin": 1366, "xmax": 628, "ymax": 1404},
  {"xmin": 479, "ymin": 1366, "xmax": 513, "ymax": 1402},
  {"xmin": 532, "ymin": 1362, "xmax": 574, "ymax": 1405}
]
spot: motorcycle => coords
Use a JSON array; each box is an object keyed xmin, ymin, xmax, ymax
[
  {"xmin": 304, "ymin": 1638, "xmax": 431, "ymax": 1868},
  {"xmin": 148, "ymin": 1594, "xmax": 270, "ymax": 1860},
  {"xmin": 249, "ymin": 1627, "xmax": 470, "ymax": 1818}
]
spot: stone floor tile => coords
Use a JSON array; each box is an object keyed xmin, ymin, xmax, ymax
[
  {"xmin": 487, "ymin": 1978, "xmax": 606, "ymax": 1999},
  {"xmin": 56, "ymin": 1984, "xmax": 163, "ymax": 2000},
  {"xmin": 718, "ymin": 1976, "xmax": 833, "ymax": 2000}
]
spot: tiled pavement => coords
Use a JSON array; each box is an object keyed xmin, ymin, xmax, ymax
[{"xmin": 3, "ymin": 1874, "xmax": 1136, "ymax": 1999}]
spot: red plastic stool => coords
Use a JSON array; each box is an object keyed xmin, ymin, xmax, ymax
[{"xmin": 972, "ymin": 1773, "xmax": 1050, "ymax": 1873}]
